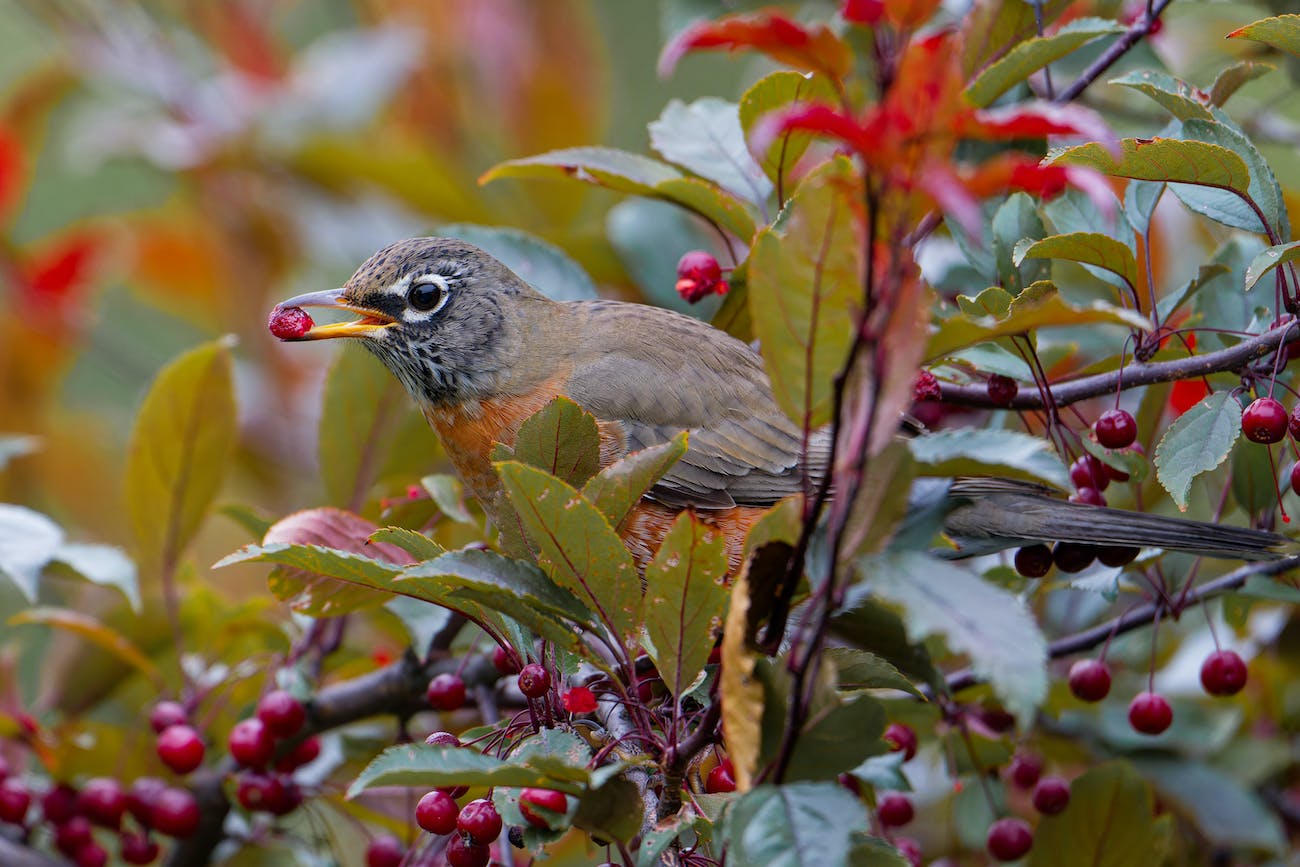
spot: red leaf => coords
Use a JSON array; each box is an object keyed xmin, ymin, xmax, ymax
[
  {"xmin": 962, "ymin": 103, "xmax": 1119, "ymax": 155},
  {"xmin": 1170, "ymin": 379, "xmax": 1209, "ymax": 416},
  {"xmin": 881, "ymin": 0, "xmax": 943, "ymax": 29},
  {"xmin": 841, "ymin": 0, "xmax": 884, "ymax": 25},
  {"xmin": 750, "ymin": 104, "xmax": 875, "ymax": 161},
  {"xmin": 21, "ymin": 232, "xmax": 103, "ymax": 307},
  {"xmin": 915, "ymin": 160, "xmax": 982, "ymax": 240},
  {"xmin": 658, "ymin": 12, "xmax": 852, "ymax": 81},
  {"xmin": 264, "ymin": 508, "xmax": 415, "ymax": 567},
  {"xmin": 0, "ymin": 126, "xmax": 22, "ymax": 221},
  {"xmin": 561, "ymin": 687, "xmax": 596, "ymax": 714}
]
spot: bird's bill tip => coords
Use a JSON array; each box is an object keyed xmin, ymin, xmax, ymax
[{"xmin": 272, "ymin": 288, "xmax": 396, "ymax": 341}]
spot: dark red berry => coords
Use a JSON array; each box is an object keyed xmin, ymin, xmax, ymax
[
  {"xmin": 415, "ymin": 789, "xmax": 459, "ymax": 835},
  {"xmin": 1242, "ymin": 397, "xmax": 1288, "ymax": 444},
  {"xmin": 149, "ymin": 701, "xmax": 187, "ymax": 734},
  {"xmin": 913, "ymin": 371, "xmax": 942, "ymax": 403},
  {"xmin": 1069, "ymin": 486, "xmax": 1107, "ymax": 506},
  {"xmin": 156, "ymin": 724, "xmax": 205, "ymax": 774},
  {"xmin": 275, "ymin": 735, "xmax": 321, "ymax": 772},
  {"xmin": 126, "ymin": 778, "xmax": 166, "ymax": 828},
  {"xmin": 268, "ymin": 306, "xmax": 314, "ymax": 340},
  {"xmin": 492, "ymin": 646, "xmax": 521, "ymax": 676},
  {"xmin": 365, "ymin": 834, "xmax": 404, "ymax": 867},
  {"xmin": 517, "ymin": 664, "xmax": 551, "ymax": 699},
  {"xmin": 151, "ymin": 787, "xmax": 199, "ymax": 838},
  {"xmin": 1095, "ymin": 409, "xmax": 1137, "ymax": 448},
  {"xmin": 986, "ymin": 374, "xmax": 1018, "ymax": 406},
  {"xmin": 120, "ymin": 831, "xmax": 160, "ymax": 865},
  {"xmin": 1097, "ymin": 545, "xmax": 1140, "ymax": 567},
  {"xmin": 263, "ymin": 776, "xmax": 302, "ymax": 816},
  {"xmin": 1200, "ymin": 650, "xmax": 1247, "ymax": 696},
  {"xmin": 675, "ymin": 251, "xmax": 729, "ymax": 303},
  {"xmin": 42, "ymin": 784, "xmax": 79, "ymax": 824},
  {"xmin": 1008, "ymin": 753, "xmax": 1043, "ymax": 789},
  {"xmin": 1292, "ymin": 462, "xmax": 1300, "ymax": 497},
  {"xmin": 1068, "ymin": 659, "xmax": 1111, "ymax": 702},
  {"xmin": 425, "ymin": 730, "xmax": 461, "ymax": 748},
  {"xmin": 1053, "ymin": 542, "xmax": 1096, "ymax": 573},
  {"xmin": 457, "ymin": 798, "xmax": 502, "ymax": 844},
  {"xmin": 883, "ymin": 723, "xmax": 917, "ymax": 760},
  {"xmin": 1290, "ymin": 404, "xmax": 1300, "ymax": 440},
  {"xmin": 236, "ymin": 772, "xmax": 271, "ymax": 812},
  {"xmin": 1128, "ymin": 691, "xmax": 1173, "ymax": 735},
  {"xmin": 1070, "ymin": 455, "xmax": 1109, "ymax": 491},
  {"xmin": 1032, "ymin": 776, "xmax": 1071, "ymax": 815},
  {"xmin": 446, "ymin": 835, "xmax": 490, "ymax": 867},
  {"xmin": 519, "ymin": 788, "xmax": 568, "ymax": 829},
  {"xmin": 426, "ymin": 673, "xmax": 467, "ymax": 711},
  {"xmin": 256, "ymin": 690, "xmax": 306, "ymax": 739},
  {"xmin": 0, "ymin": 779, "xmax": 30, "ymax": 824},
  {"xmin": 79, "ymin": 777, "xmax": 126, "ymax": 828},
  {"xmin": 228, "ymin": 718, "xmax": 275, "ymax": 768},
  {"xmin": 986, "ymin": 817, "xmax": 1034, "ymax": 861},
  {"xmin": 56, "ymin": 816, "xmax": 93, "ymax": 854},
  {"xmin": 74, "ymin": 842, "xmax": 108, "ymax": 867},
  {"xmin": 894, "ymin": 837, "xmax": 923, "ymax": 867},
  {"xmin": 1014, "ymin": 544, "xmax": 1053, "ymax": 578},
  {"xmin": 877, "ymin": 793, "xmax": 913, "ymax": 827},
  {"xmin": 706, "ymin": 759, "xmax": 736, "ymax": 794}
]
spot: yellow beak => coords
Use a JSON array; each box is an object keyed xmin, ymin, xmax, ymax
[{"xmin": 274, "ymin": 288, "xmax": 397, "ymax": 340}]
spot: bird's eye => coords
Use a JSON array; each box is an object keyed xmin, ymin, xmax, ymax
[{"xmin": 407, "ymin": 277, "xmax": 449, "ymax": 313}]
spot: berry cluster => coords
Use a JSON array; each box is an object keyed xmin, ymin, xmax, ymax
[
  {"xmin": 227, "ymin": 691, "xmax": 316, "ymax": 817},
  {"xmin": 674, "ymin": 251, "xmax": 730, "ymax": 303}
]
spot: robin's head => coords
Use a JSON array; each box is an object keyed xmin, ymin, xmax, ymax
[{"xmin": 276, "ymin": 237, "xmax": 540, "ymax": 406}]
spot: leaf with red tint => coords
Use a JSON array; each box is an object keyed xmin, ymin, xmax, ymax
[
  {"xmin": 750, "ymin": 104, "xmax": 875, "ymax": 161},
  {"xmin": 962, "ymin": 103, "xmax": 1118, "ymax": 154},
  {"xmin": 1170, "ymin": 379, "xmax": 1209, "ymax": 416},
  {"xmin": 659, "ymin": 12, "xmax": 852, "ymax": 81},
  {"xmin": 561, "ymin": 686, "xmax": 596, "ymax": 714},
  {"xmin": 204, "ymin": 1, "xmax": 285, "ymax": 82},
  {"xmin": 915, "ymin": 160, "xmax": 983, "ymax": 240},
  {"xmin": 22, "ymin": 232, "xmax": 103, "ymax": 308},
  {"xmin": 881, "ymin": 0, "xmax": 943, "ymax": 29},
  {"xmin": 841, "ymin": 0, "xmax": 884, "ymax": 25},
  {"xmin": 0, "ymin": 126, "xmax": 23, "ymax": 222}
]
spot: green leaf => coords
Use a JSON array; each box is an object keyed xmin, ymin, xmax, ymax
[
  {"xmin": 1080, "ymin": 437, "xmax": 1149, "ymax": 484},
  {"xmin": 348, "ymin": 744, "xmax": 585, "ymax": 797},
  {"xmin": 824, "ymin": 647, "xmax": 922, "ymax": 698},
  {"xmin": 420, "ymin": 474, "xmax": 476, "ymax": 526},
  {"xmin": 1014, "ymin": 232, "xmax": 1138, "ymax": 289},
  {"xmin": 1174, "ymin": 118, "xmax": 1287, "ymax": 235},
  {"xmin": 642, "ymin": 511, "xmax": 730, "ymax": 700},
  {"xmin": 125, "ymin": 337, "xmax": 237, "ymax": 579},
  {"xmin": 1028, "ymin": 762, "xmax": 1172, "ymax": 867},
  {"xmin": 0, "ymin": 504, "xmax": 64, "ymax": 601},
  {"xmin": 638, "ymin": 807, "xmax": 704, "ymax": 867},
  {"xmin": 1209, "ymin": 61, "xmax": 1275, "ymax": 107},
  {"xmin": 383, "ymin": 596, "xmax": 454, "ymax": 653},
  {"xmin": 654, "ymin": 176, "xmax": 759, "ymax": 240},
  {"xmin": 863, "ymin": 550, "xmax": 1047, "ymax": 724},
  {"xmin": 1050, "ymin": 137, "xmax": 1251, "ymax": 195},
  {"xmin": 1227, "ymin": 14, "xmax": 1300, "ymax": 58},
  {"xmin": 511, "ymin": 397, "xmax": 601, "ymax": 488},
  {"xmin": 739, "ymin": 71, "xmax": 837, "ymax": 186},
  {"xmin": 51, "ymin": 543, "xmax": 140, "ymax": 611},
  {"xmin": 1124, "ymin": 181, "xmax": 1164, "ymax": 236},
  {"xmin": 992, "ymin": 193, "xmax": 1047, "ymax": 294},
  {"xmin": 1243, "ymin": 240, "xmax": 1300, "ymax": 292},
  {"xmin": 481, "ymin": 146, "xmax": 682, "ymax": 192},
  {"xmin": 721, "ymin": 783, "xmax": 868, "ymax": 867},
  {"xmin": 216, "ymin": 542, "xmax": 402, "ymax": 599},
  {"xmin": 438, "ymin": 223, "xmax": 597, "ymax": 301},
  {"xmin": 573, "ymin": 774, "xmax": 644, "ymax": 843},
  {"xmin": 1110, "ymin": 70, "xmax": 1214, "ymax": 121},
  {"xmin": 1153, "ymin": 391, "xmax": 1241, "ymax": 510},
  {"xmin": 582, "ymin": 435, "xmax": 688, "ymax": 529},
  {"xmin": 747, "ymin": 157, "xmax": 861, "ymax": 427},
  {"xmin": 966, "ymin": 17, "xmax": 1124, "ymax": 107},
  {"xmin": 1131, "ymin": 758, "xmax": 1284, "ymax": 854},
  {"xmin": 368, "ymin": 527, "xmax": 444, "ymax": 561},
  {"xmin": 907, "ymin": 428, "xmax": 1070, "ymax": 489},
  {"xmin": 649, "ymin": 97, "xmax": 772, "ymax": 205},
  {"xmin": 496, "ymin": 462, "xmax": 640, "ymax": 640},
  {"xmin": 0, "ymin": 434, "xmax": 38, "ymax": 471},
  {"xmin": 830, "ymin": 598, "xmax": 941, "ymax": 692},
  {"xmin": 319, "ymin": 345, "xmax": 405, "ymax": 510},
  {"xmin": 784, "ymin": 693, "xmax": 888, "ymax": 782},
  {"xmin": 9, "ymin": 607, "xmax": 163, "ymax": 688}
]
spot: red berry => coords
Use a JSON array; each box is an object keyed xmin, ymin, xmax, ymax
[
  {"xmin": 706, "ymin": 759, "xmax": 736, "ymax": 794},
  {"xmin": 56, "ymin": 816, "xmax": 93, "ymax": 854},
  {"xmin": 519, "ymin": 788, "xmax": 569, "ymax": 829},
  {"xmin": 120, "ymin": 831, "xmax": 160, "ymax": 865},
  {"xmin": 43, "ymin": 784, "xmax": 80, "ymax": 824},
  {"xmin": 986, "ymin": 374, "xmax": 1018, "ymax": 406},
  {"xmin": 415, "ymin": 789, "xmax": 459, "ymax": 835},
  {"xmin": 157, "ymin": 724, "xmax": 205, "ymax": 774},
  {"xmin": 1290, "ymin": 404, "xmax": 1300, "ymax": 440},
  {"xmin": 275, "ymin": 735, "xmax": 321, "ymax": 772},
  {"xmin": 1128, "ymin": 691, "xmax": 1173, "ymax": 735},
  {"xmin": 1013, "ymin": 544, "xmax": 1053, "ymax": 578},
  {"xmin": 1200, "ymin": 649, "xmax": 1248, "ymax": 696},
  {"xmin": 79, "ymin": 777, "xmax": 126, "ymax": 828},
  {"xmin": 268, "ymin": 306, "xmax": 314, "ymax": 340},
  {"xmin": 426, "ymin": 673, "xmax": 467, "ymax": 711},
  {"xmin": 1032, "ymin": 776, "xmax": 1071, "ymax": 815},
  {"xmin": 675, "ymin": 251, "xmax": 728, "ymax": 303},
  {"xmin": 1242, "ymin": 397, "xmax": 1288, "ymax": 444},
  {"xmin": 877, "ymin": 793, "xmax": 913, "ymax": 827},
  {"xmin": 883, "ymin": 723, "xmax": 918, "ymax": 760},
  {"xmin": 256, "ymin": 690, "xmax": 306, "ymax": 739},
  {"xmin": 1008, "ymin": 753, "xmax": 1043, "ymax": 789},
  {"xmin": 1069, "ymin": 486, "xmax": 1107, "ymax": 507},
  {"xmin": 457, "ymin": 798, "xmax": 502, "ymax": 844},
  {"xmin": 1070, "ymin": 455, "xmax": 1109, "ymax": 491},
  {"xmin": 1052, "ymin": 542, "xmax": 1096, "ymax": 573},
  {"xmin": 263, "ymin": 776, "xmax": 302, "ymax": 816},
  {"xmin": 894, "ymin": 837, "xmax": 923, "ymax": 867},
  {"xmin": 1292, "ymin": 462, "xmax": 1300, "ymax": 496},
  {"xmin": 446, "ymin": 835, "xmax": 490, "ymax": 867},
  {"xmin": 517, "ymin": 664, "xmax": 551, "ymax": 699},
  {"xmin": 228, "ymin": 718, "xmax": 275, "ymax": 768},
  {"xmin": 1068, "ymin": 659, "xmax": 1111, "ymax": 702},
  {"xmin": 126, "ymin": 778, "xmax": 166, "ymax": 828},
  {"xmin": 365, "ymin": 834, "xmax": 405, "ymax": 867},
  {"xmin": 0, "ymin": 779, "xmax": 30, "ymax": 824},
  {"xmin": 425, "ymin": 730, "xmax": 462, "ymax": 748},
  {"xmin": 1097, "ymin": 545, "xmax": 1139, "ymax": 567},
  {"xmin": 74, "ymin": 842, "xmax": 108, "ymax": 867},
  {"xmin": 151, "ymin": 787, "xmax": 199, "ymax": 838},
  {"xmin": 492, "ymin": 646, "xmax": 521, "ymax": 676},
  {"xmin": 1095, "ymin": 409, "xmax": 1138, "ymax": 448},
  {"xmin": 913, "ymin": 371, "xmax": 942, "ymax": 402},
  {"xmin": 149, "ymin": 701, "xmax": 187, "ymax": 734},
  {"xmin": 986, "ymin": 817, "xmax": 1034, "ymax": 861}
]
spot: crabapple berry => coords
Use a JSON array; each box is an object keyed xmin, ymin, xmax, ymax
[
  {"xmin": 149, "ymin": 701, "xmax": 187, "ymax": 734},
  {"xmin": 877, "ymin": 793, "xmax": 914, "ymax": 827},
  {"xmin": 119, "ymin": 832, "xmax": 160, "ymax": 865},
  {"xmin": 426, "ymin": 673, "xmax": 467, "ymax": 711},
  {"xmin": 126, "ymin": 778, "xmax": 166, "ymax": 828},
  {"xmin": 1032, "ymin": 776, "xmax": 1071, "ymax": 815},
  {"xmin": 986, "ymin": 374, "xmax": 1018, "ymax": 406},
  {"xmin": 519, "ymin": 788, "xmax": 569, "ymax": 829},
  {"xmin": 415, "ymin": 790, "xmax": 459, "ymax": 835},
  {"xmin": 78, "ymin": 777, "xmax": 126, "ymax": 828},
  {"xmin": 1097, "ymin": 545, "xmax": 1139, "ymax": 567},
  {"xmin": 492, "ymin": 646, "xmax": 521, "ymax": 676},
  {"xmin": 0, "ymin": 779, "xmax": 30, "ymax": 824},
  {"xmin": 74, "ymin": 842, "xmax": 108, "ymax": 867},
  {"xmin": 1290, "ymin": 404, "xmax": 1300, "ymax": 440},
  {"xmin": 1070, "ymin": 486, "xmax": 1106, "ymax": 507},
  {"xmin": 1052, "ymin": 542, "xmax": 1096, "ymax": 573},
  {"xmin": 1008, "ymin": 753, "xmax": 1043, "ymax": 789},
  {"xmin": 228, "ymin": 718, "xmax": 275, "ymax": 768},
  {"xmin": 1200, "ymin": 649, "xmax": 1247, "ymax": 696},
  {"xmin": 268, "ymin": 306, "xmax": 314, "ymax": 340},
  {"xmin": 275, "ymin": 735, "xmax": 321, "ymax": 772},
  {"xmin": 1068, "ymin": 659, "xmax": 1111, "ymax": 702},
  {"xmin": 43, "ymin": 784, "xmax": 80, "ymax": 824},
  {"xmin": 894, "ymin": 837, "xmax": 923, "ymax": 867},
  {"xmin": 706, "ymin": 759, "xmax": 736, "ymax": 794},
  {"xmin": 457, "ymin": 798, "xmax": 502, "ymax": 844},
  {"xmin": 1070, "ymin": 455, "xmax": 1109, "ymax": 491},
  {"xmin": 882, "ymin": 723, "xmax": 917, "ymax": 760},
  {"xmin": 156, "ymin": 725, "xmax": 204, "ymax": 774},
  {"xmin": 1014, "ymin": 544, "xmax": 1053, "ymax": 578},
  {"xmin": 986, "ymin": 817, "xmax": 1034, "ymax": 861},
  {"xmin": 913, "ymin": 371, "xmax": 942, "ymax": 402},
  {"xmin": 1128, "ymin": 691, "xmax": 1173, "ymax": 735},
  {"xmin": 256, "ymin": 690, "xmax": 306, "ymax": 738},
  {"xmin": 445, "ymin": 835, "xmax": 490, "ymax": 867},
  {"xmin": 518, "ymin": 664, "xmax": 551, "ymax": 698},
  {"xmin": 1242, "ymin": 397, "xmax": 1288, "ymax": 444},
  {"xmin": 1095, "ymin": 409, "xmax": 1137, "ymax": 448},
  {"xmin": 151, "ymin": 787, "xmax": 200, "ymax": 838},
  {"xmin": 675, "ymin": 251, "xmax": 729, "ymax": 303},
  {"xmin": 365, "ymin": 835, "xmax": 404, "ymax": 867}
]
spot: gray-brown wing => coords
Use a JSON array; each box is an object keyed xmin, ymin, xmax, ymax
[{"xmin": 564, "ymin": 301, "xmax": 827, "ymax": 509}]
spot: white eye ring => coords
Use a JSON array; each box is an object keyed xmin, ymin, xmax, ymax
[{"xmin": 407, "ymin": 274, "xmax": 451, "ymax": 315}]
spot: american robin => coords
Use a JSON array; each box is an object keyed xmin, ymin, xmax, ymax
[{"xmin": 275, "ymin": 237, "xmax": 1291, "ymax": 572}]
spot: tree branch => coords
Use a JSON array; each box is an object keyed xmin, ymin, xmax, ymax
[{"xmin": 1053, "ymin": 0, "xmax": 1176, "ymax": 104}]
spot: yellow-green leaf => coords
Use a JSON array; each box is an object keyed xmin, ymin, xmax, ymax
[
  {"xmin": 1243, "ymin": 240, "xmax": 1300, "ymax": 292},
  {"xmin": 1227, "ymin": 15, "xmax": 1300, "ymax": 58},
  {"xmin": 512, "ymin": 397, "xmax": 601, "ymax": 488},
  {"xmin": 319, "ymin": 346, "xmax": 406, "ymax": 510},
  {"xmin": 1014, "ymin": 232, "xmax": 1139, "ymax": 289},
  {"xmin": 582, "ymin": 435, "xmax": 687, "ymax": 530},
  {"xmin": 966, "ymin": 18, "xmax": 1124, "ymax": 108},
  {"xmin": 739, "ymin": 71, "xmax": 837, "ymax": 187},
  {"xmin": 9, "ymin": 607, "xmax": 164, "ymax": 688},
  {"xmin": 1049, "ymin": 137, "xmax": 1251, "ymax": 195}
]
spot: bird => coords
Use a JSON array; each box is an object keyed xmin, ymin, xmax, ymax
[{"xmin": 274, "ymin": 236, "xmax": 1292, "ymax": 572}]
